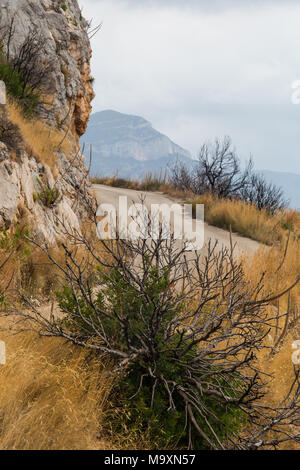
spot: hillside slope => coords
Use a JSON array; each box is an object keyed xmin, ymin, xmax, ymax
[{"xmin": 81, "ymin": 110, "xmax": 192, "ymax": 177}]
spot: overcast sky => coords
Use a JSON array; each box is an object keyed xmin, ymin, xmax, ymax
[{"xmin": 81, "ymin": 0, "xmax": 300, "ymax": 174}]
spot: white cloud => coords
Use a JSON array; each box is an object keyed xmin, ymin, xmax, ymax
[{"xmin": 82, "ymin": 0, "xmax": 300, "ymax": 173}]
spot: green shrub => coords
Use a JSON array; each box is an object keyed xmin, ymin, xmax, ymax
[
  {"xmin": 14, "ymin": 219, "xmax": 300, "ymax": 450},
  {"xmin": 0, "ymin": 51, "xmax": 40, "ymax": 115},
  {"xmin": 56, "ymin": 261, "xmax": 247, "ymax": 449},
  {"xmin": 35, "ymin": 178, "xmax": 60, "ymax": 208},
  {"xmin": 116, "ymin": 365, "xmax": 246, "ymax": 449},
  {"xmin": 0, "ymin": 224, "xmax": 30, "ymax": 256}
]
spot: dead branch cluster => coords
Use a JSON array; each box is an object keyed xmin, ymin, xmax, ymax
[
  {"xmin": 1, "ymin": 199, "xmax": 298, "ymax": 450},
  {"xmin": 170, "ymin": 136, "xmax": 287, "ymax": 214},
  {"xmin": 0, "ymin": 16, "xmax": 55, "ymax": 100}
]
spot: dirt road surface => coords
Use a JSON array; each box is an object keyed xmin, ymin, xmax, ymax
[{"xmin": 93, "ymin": 184, "xmax": 260, "ymax": 256}]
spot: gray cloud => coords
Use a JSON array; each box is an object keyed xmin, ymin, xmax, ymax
[
  {"xmin": 87, "ymin": 0, "xmax": 300, "ymax": 11},
  {"xmin": 127, "ymin": 0, "xmax": 299, "ymax": 9},
  {"xmin": 82, "ymin": 0, "xmax": 300, "ymax": 174}
]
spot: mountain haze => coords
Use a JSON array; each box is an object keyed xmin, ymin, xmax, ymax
[
  {"xmin": 82, "ymin": 111, "xmax": 299, "ymax": 209},
  {"xmin": 82, "ymin": 110, "xmax": 192, "ymax": 178},
  {"xmin": 260, "ymin": 170, "xmax": 300, "ymax": 210}
]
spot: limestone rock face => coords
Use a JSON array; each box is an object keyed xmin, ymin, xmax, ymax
[
  {"xmin": 0, "ymin": 0, "xmax": 95, "ymax": 138},
  {"xmin": 0, "ymin": 127, "xmax": 90, "ymax": 242},
  {"xmin": 0, "ymin": 1, "xmax": 95, "ymax": 242}
]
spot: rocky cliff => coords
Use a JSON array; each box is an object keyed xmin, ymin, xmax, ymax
[
  {"xmin": 0, "ymin": 0, "xmax": 95, "ymax": 242},
  {"xmin": 0, "ymin": 0, "xmax": 94, "ymax": 138}
]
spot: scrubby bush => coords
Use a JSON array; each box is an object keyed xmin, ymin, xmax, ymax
[
  {"xmin": 13, "ymin": 218, "xmax": 300, "ymax": 450},
  {"xmin": 52, "ymin": 253, "xmax": 250, "ymax": 449},
  {"xmin": 35, "ymin": 177, "xmax": 60, "ymax": 208},
  {"xmin": 170, "ymin": 136, "xmax": 287, "ymax": 214},
  {"xmin": 0, "ymin": 18, "xmax": 53, "ymax": 115},
  {"xmin": 0, "ymin": 50, "xmax": 40, "ymax": 115},
  {"xmin": 239, "ymin": 172, "xmax": 287, "ymax": 214}
]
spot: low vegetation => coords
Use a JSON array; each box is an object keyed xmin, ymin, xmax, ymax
[
  {"xmin": 0, "ymin": 199, "xmax": 298, "ymax": 451},
  {"xmin": 0, "ymin": 18, "xmax": 53, "ymax": 115},
  {"xmin": 187, "ymin": 193, "xmax": 300, "ymax": 245},
  {"xmin": 0, "ymin": 162, "xmax": 299, "ymax": 450},
  {"xmin": 0, "ymin": 49, "xmax": 40, "ymax": 116},
  {"xmin": 0, "ymin": 331, "xmax": 112, "ymax": 450},
  {"xmin": 91, "ymin": 173, "xmax": 167, "ymax": 193},
  {"xmin": 0, "ymin": 24, "xmax": 299, "ymax": 448},
  {"xmin": 0, "ymin": 19, "xmax": 72, "ymax": 174},
  {"xmin": 0, "ymin": 217, "xmax": 298, "ymax": 449},
  {"xmin": 7, "ymin": 101, "xmax": 72, "ymax": 175},
  {"xmin": 170, "ymin": 137, "xmax": 287, "ymax": 214},
  {"xmin": 34, "ymin": 177, "xmax": 60, "ymax": 208}
]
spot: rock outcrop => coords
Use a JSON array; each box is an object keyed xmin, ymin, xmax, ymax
[
  {"xmin": 0, "ymin": 0, "xmax": 95, "ymax": 242},
  {"xmin": 0, "ymin": 0, "xmax": 94, "ymax": 138}
]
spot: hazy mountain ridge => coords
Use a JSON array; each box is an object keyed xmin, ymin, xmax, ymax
[
  {"xmin": 82, "ymin": 110, "xmax": 192, "ymax": 176},
  {"xmin": 260, "ymin": 170, "xmax": 300, "ymax": 210}
]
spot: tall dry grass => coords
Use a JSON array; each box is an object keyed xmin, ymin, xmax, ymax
[
  {"xmin": 0, "ymin": 195, "xmax": 299, "ymax": 449},
  {"xmin": 239, "ymin": 231, "xmax": 300, "ymax": 451},
  {"xmin": 0, "ymin": 330, "xmax": 113, "ymax": 450},
  {"xmin": 7, "ymin": 101, "xmax": 72, "ymax": 175},
  {"xmin": 0, "ymin": 223, "xmax": 108, "ymax": 300},
  {"xmin": 243, "ymin": 234, "xmax": 300, "ymax": 307},
  {"xmin": 188, "ymin": 194, "xmax": 300, "ymax": 245}
]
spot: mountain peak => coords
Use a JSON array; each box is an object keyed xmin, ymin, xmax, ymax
[
  {"xmin": 93, "ymin": 110, "xmax": 150, "ymax": 125},
  {"xmin": 82, "ymin": 110, "xmax": 192, "ymax": 177}
]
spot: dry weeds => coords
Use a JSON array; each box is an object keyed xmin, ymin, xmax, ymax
[{"xmin": 7, "ymin": 101, "xmax": 73, "ymax": 176}]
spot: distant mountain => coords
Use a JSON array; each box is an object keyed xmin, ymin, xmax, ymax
[
  {"xmin": 260, "ymin": 170, "xmax": 300, "ymax": 209},
  {"xmin": 81, "ymin": 110, "xmax": 192, "ymax": 178}
]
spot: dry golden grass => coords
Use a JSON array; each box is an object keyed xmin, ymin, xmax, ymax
[
  {"xmin": 240, "ymin": 234, "xmax": 300, "ymax": 449},
  {"xmin": 7, "ymin": 101, "xmax": 73, "ymax": 176},
  {"xmin": 0, "ymin": 198, "xmax": 299, "ymax": 449},
  {"xmin": 256, "ymin": 327, "xmax": 300, "ymax": 450},
  {"xmin": 91, "ymin": 172, "xmax": 172, "ymax": 193},
  {"xmin": 188, "ymin": 194, "xmax": 300, "ymax": 245},
  {"xmin": 0, "ymin": 329, "xmax": 114, "ymax": 450},
  {"xmin": 243, "ymin": 235, "xmax": 300, "ymax": 308},
  {"xmin": 91, "ymin": 175, "xmax": 196, "ymax": 203}
]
